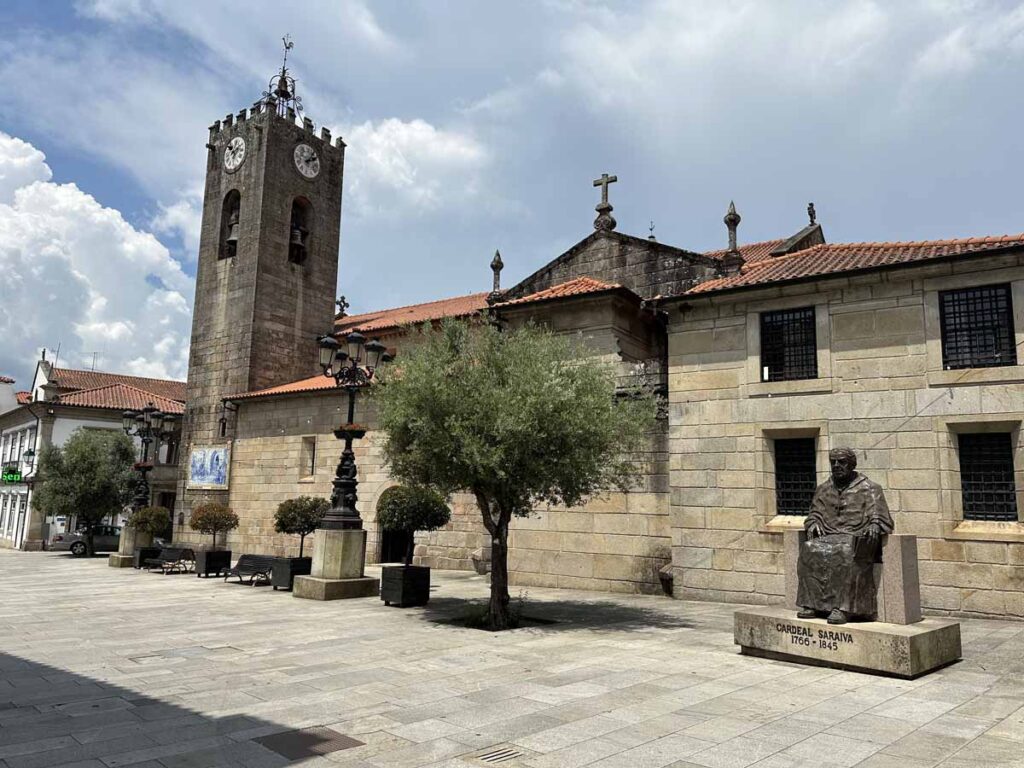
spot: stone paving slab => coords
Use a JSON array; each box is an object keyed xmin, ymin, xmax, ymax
[{"xmin": 0, "ymin": 551, "xmax": 1023, "ymax": 767}]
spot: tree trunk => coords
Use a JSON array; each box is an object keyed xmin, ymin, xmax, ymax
[
  {"xmin": 474, "ymin": 490, "xmax": 512, "ymax": 631},
  {"xmin": 299, "ymin": 533, "xmax": 306, "ymax": 559},
  {"xmin": 489, "ymin": 517, "xmax": 511, "ymax": 630},
  {"xmin": 86, "ymin": 525, "xmax": 95, "ymax": 557},
  {"xmin": 405, "ymin": 532, "xmax": 415, "ymax": 567}
]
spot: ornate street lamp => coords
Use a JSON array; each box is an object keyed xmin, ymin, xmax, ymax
[
  {"xmin": 122, "ymin": 402, "xmax": 177, "ymax": 511},
  {"xmin": 317, "ymin": 331, "xmax": 392, "ymax": 530}
]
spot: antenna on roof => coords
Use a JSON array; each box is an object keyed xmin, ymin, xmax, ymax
[
  {"xmin": 53, "ymin": 342, "xmax": 61, "ymax": 370},
  {"xmin": 648, "ymin": 221, "xmax": 656, "ymax": 241},
  {"xmin": 90, "ymin": 352, "xmax": 98, "ymax": 371}
]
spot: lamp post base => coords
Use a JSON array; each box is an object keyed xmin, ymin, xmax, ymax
[
  {"xmin": 108, "ymin": 554, "xmax": 134, "ymax": 568},
  {"xmin": 293, "ymin": 528, "xmax": 379, "ymax": 601}
]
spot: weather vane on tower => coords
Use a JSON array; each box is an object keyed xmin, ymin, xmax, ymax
[{"xmin": 262, "ymin": 34, "xmax": 303, "ymax": 118}]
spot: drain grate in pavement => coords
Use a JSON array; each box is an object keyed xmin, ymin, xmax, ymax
[
  {"xmin": 254, "ymin": 727, "xmax": 363, "ymax": 760},
  {"xmin": 465, "ymin": 744, "xmax": 527, "ymax": 765}
]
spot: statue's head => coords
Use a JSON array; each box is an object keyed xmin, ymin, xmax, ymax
[{"xmin": 829, "ymin": 447, "xmax": 857, "ymax": 485}]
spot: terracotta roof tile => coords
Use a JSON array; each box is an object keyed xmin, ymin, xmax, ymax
[
  {"xmin": 688, "ymin": 234, "xmax": 1024, "ymax": 296},
  {"xmin": 495, "ymin": 276, "xmax": 625, "ymax": 307},
  {"xmin": 229, "ymin": 374, "xmax": 342, "ymax": 401},
  {"xmin": 15, "ymin": 391, "xmax": 30, "ymax": 405},
  {"xmin": 335, "ymin": 292, "xmax": 489, "ymax": 334},
  {"xmin": 0, "ymin": 375, "xmax": 14, "ymax": 384},
  {"xmin": 50, "ymin": 368, "xmax": 186, "ymax": 402},
  {"xmin": 704, "ymin": 239, "xmax": 788, "ymax": 265},
  {"xmin": 55, "ymin": 383, "xmax": 185, "ymax": 414}
]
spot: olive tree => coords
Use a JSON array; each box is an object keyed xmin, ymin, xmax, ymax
[
  {"xmin": 373, "ymin": 319, "xmax": 656, "ymax": 630},
  {"xmin": 32, "ymin": 428, "xmax": 136, "ymax": 556}
]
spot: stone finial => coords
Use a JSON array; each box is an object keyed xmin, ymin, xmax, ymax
[
  {"xmin": 592, "ymin": 172, "xmax": 618, "ymax": 231},
  {"xmin": 721, "ymin": 201, "xmax": 744, "ymax": 276},
  {"xmin": 724, "ymin": 200, "xmax": 741, "ymax": 252},
  {"xmin": 808, "ymin": 202, "xmax": 816, "ymax": 226},
  {"xmin": 490, "ymin": 250, "xmax": 504, "ymax": 293},
  {"xmin": 648, "ymin": 221, "xmax": 656, "ymax": 241}
]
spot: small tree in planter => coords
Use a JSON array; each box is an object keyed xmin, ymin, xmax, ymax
[
  {"xmin": 189, "ymin": 503, "xmax": 239, "ymax": 577},
  {"xmin": 376, "ymin": 485, "xmax": 451, "ymax": 607},
  {"xmin": 274, "ymin": 496, "xmax": 329, "ymax": 558},
  {"xmin": 124, "ymin": 506, "xmax": 170, "ymax": 549}
]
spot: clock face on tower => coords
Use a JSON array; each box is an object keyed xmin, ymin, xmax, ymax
[
  {"xmin": 294, "ymin": 143, "xmax": 320, "ymax": 179},
  {"xmin": 223, "ymin": 136, "xmax": 246, "ymax": 172}
]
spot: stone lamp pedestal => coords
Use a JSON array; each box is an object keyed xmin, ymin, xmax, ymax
[
  {"xmin": 109, "ymin": 528, "xmax": 150, "ymax": 568},
  {"xmin": 293, "ymin": 528, "xmax": 379, "ymax": 601}
]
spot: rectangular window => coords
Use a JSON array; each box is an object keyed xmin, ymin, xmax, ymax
[
  {"xmin": 940, "ymin": 284, "xmax": 1017, "ymax": 370},
  {"xmin": 958, "ymin": 432, "xmax": 1018, "ymax": 521},
  {"xmin": 774, "ymin": 438, "xmax": 817, "ymax": 515},
  {"xmin": 300, "ymin": 436, "xmax": 316, "ymax": 478},
  {"xmin": 760, "ymin": 307, "xmax": 818, "ymax": 382}
]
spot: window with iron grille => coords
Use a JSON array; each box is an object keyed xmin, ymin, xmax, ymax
[
  {"xmin": 958, "ymin": 432, "xmax": 1018, "ymax": 522},
  {"xmin": 939, "ymin": 284, "xmax": 1017, "ymax": 370},
  {"xmin": 760, "ymin": 307, "xmax": 817, "ymax": 382},
  {"xmin": 775, "ymin": 437, "xmax": 817, "ymax": 515}
]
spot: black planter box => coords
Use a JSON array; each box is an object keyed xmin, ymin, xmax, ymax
[
  {"xmin": 196, "ymin": 549, "xmax": 232, "ymax": 578},
  {"xmin": 380, "ymin": 565, "xmax": 431, "ymax": 607},
  {"xmin": 271, "ymin": 557, "xmax": 312, "ymax": 591},
  {"xmin": 134, "ymin": 546, "xmax": 161, "ymax": 569}
]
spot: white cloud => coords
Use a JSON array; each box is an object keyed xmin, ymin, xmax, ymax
[
  {"xmin": 0, "ymin": 133, "xmax": 193, "ymax": 385},
  {"xmin": 151, "ymin": 188, "xmax": 203, "ymax": 257},
  {"xmin": 341, "ymin": 118, "xmax": 490, "ymax": 217},
  {"xmin": 0, "ymin": 134, "xmax": 52, "ymax": 204}
]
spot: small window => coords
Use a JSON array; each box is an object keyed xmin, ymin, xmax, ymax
[
  {"xmin": 939, "ymin": 284, "xmax": 1017, "ymax": 370},
  {"xmin": 300, "ymin": 436, "xmax": 316, "ymax": 478},
  {"xmin": 760, "ymin": 307, "xmax": 817, "ymax": 382},
  {"xmin": 958, "ymin": 432, "xmax": 1018, "ymax": 522},
  {"xmin": 774, "ymin": 438, "xmax": 817, "ymax": 515}
]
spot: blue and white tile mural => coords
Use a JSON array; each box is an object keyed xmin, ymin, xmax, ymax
[{"xmin": 188, "ymin": 446, "xmax": 230, "ymax": 489}]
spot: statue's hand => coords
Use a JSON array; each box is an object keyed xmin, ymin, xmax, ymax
[
  {"xmin": 865, "ymin": 523, "xmax": 881, "ymax": 549},
  {"xmin": 806, "ymin": 521, "xmax": 824, "ymax": 539}
]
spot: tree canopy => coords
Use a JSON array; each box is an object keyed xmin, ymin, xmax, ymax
[
  {"xmin": 126, "ymin": 506, "xmax": 171, "ymax": 535},
  {"xmin": 32, "ymin": 428, "xmax": 136, "ymax": 555},
  {"xmin": 189, "ymin": 503, "xmax": 239, "ymax": 550},
  {"xmin": 373, "ymin": 319, "xmax": 657, "ymax": 628},
  {"xmin": 376, "ymin": 485, "xmax": 451, "ymax": 566},
  {"xmin": 274, "ymin": 496, "xmax": 329, "ymax": 558}
]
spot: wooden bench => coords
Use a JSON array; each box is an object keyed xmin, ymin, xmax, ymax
[
  {"xmin": 143, "ymin": 547, "xmax": 195, "ymax": 575},
  {"xmin": 224, "ymin": 554, "xmax": 276, "ymax": 586}
]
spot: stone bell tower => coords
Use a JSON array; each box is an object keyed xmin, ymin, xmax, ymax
[{"xmin": 177, "ymin": 42, "xmax": 345, "ymax": 516}]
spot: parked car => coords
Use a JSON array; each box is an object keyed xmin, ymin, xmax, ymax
[{"xmin": 51, "ymin": 525, "xmax": 122, "ymax": 556}]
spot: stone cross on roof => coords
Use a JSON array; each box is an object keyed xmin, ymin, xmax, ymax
[{"xmin": 592, "ymin": 173, "xmax": 618, "ymax": 231}]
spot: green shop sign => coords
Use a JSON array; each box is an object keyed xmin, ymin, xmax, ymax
[{"xmin": 1, "ymin": 466, "xmax": 22, "ymax": 484}]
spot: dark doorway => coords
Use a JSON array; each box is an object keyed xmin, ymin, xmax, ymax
[
  {"xmin": 379, "ymin": 528, "xmax": 412, "ymax": 564},
  {"xmin": 155, "ymin": 492, "xmax": 176, "ymax": 540}
]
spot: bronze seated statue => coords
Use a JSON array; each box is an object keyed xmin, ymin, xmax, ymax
[{"xmin": 796, "ymin": 447, "xmax": 893, "ymax": 625}]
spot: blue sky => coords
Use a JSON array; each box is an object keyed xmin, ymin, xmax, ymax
[{"xmin": 0, "ymin": 0, "xmax": 1022, "ymax": 385}]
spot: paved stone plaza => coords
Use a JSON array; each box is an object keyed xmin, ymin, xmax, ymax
[{"xmin": 1, "ymin": 551, "xmax": 1023, "ymax": 768}]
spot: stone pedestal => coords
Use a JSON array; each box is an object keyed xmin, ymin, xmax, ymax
[
  {"xmin": 293, "ymin": 529, "xmax": 379, "ymax": 601},
  {"xmin": 109, "ymin": 528, "xmax": 151, "ymax": 568},
  {"xmin": 734, "ymin": 606, "xmax": 961, "ymax": 679},
  {"xmin": 784, "ymin": 530, "xmax": 922, "ymax": 624}
]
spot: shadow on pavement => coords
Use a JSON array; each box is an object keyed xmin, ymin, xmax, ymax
[
  {"xmin": 411, "ymin": 595, "xmax": 697, "ymax": 633},
  {"xmin": 0, "ymin": 652, "xmax": 349, "ymax": 767}
]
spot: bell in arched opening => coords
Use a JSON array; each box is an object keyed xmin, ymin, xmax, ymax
[
  {"xmin": 288, "ymin": 197, "xmax": 313, "ymax": 265},
  {"xmin": 225, "ymin": 209, "xmax": 240, "ymax": 258}
]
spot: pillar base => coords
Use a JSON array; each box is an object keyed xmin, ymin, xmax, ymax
[
  {"xmin": 21, "ymin": 539, "xmax": 44, "ymax": 552},
  {"xmin": 293, "ymin": 575, "xmax": 380, "ymax": 601},
  {"xmin": 292, "ymin": 528, "xmax": 377, "ymax": 601},
  {"xmin": 108, "ymin": 554, "xmax": 135, "ymax": 568}
]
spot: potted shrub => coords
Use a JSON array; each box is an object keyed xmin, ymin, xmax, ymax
[
  {"xmin": 123, "ymin": 506, "xmax": 170, "ymax": 568},
  {"xmin": 271, "ymin": 496, "xmax": 328, "ymax": 590},
  {"xmin": 376, "ymin": 485, "xmax": 450, "ymax": 607},
  {"xmin": 189, "ymin": 503, "xmax": 239, "ymax": 578}
]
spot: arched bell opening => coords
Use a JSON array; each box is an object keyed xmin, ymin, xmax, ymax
[
  {"xmin": 288, "ymin": 196, "xmax": 313, "ymax": 265},
  {"xmin": 219, "ymin": 190, "xmax": 241, "ymax": 260}
]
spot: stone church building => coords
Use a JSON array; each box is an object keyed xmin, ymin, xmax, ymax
[{"xmin": 175, "ymin": 68, "xmax": 1024, "ymax": 620}]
